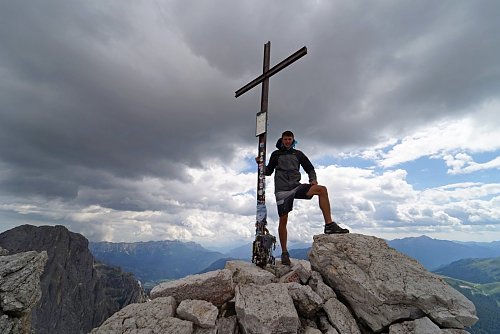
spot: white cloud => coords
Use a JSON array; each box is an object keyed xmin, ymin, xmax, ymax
[
  {"xmin": 1, "ymin": 158, "xmax": 500, "ymax": 246},
  {"xmin": 444, "ymin": 154, "xmax": 500, "ymax": 175},
  {"xmin": 358, "ymin": 100, "xmax": 500, "ymax": 173}
]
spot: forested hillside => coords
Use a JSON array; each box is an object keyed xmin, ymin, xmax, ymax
[
  {"xmin": 436, "ymin": 257, "xmax": 500, "ymax": 333},
  {"xmin": 443, "ymin": 278, "xmax": 500, "ymax": 334}
]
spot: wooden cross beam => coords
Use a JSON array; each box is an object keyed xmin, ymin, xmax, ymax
[
  {"xmin": 235, "ymin": 44, "xmax": 308, "ymax": 98},
  {"xmin": 235, "ymin": 41, "xmax": 307, "ymax": 228}
]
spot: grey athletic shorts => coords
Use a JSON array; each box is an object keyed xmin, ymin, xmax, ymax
[{"xmin": 275, "ymin": 184, "xmax": 313, "ymax": 217}]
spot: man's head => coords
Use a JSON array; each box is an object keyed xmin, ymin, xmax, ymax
[{"xmin": 281, "ymin": 130, "xmax": 295, "ymax": 149}]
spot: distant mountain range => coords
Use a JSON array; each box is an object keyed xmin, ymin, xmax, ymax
[
  {"xmin": 89, "ymin": 240, "xmax": 225, "ymax": 287},
  {"xmin": 89, "ymin": 235, "xmax": 500, "ymax": 287},
  {"xmin": 387, "ymin": 235, "xmax": 500, "ymax": 270}
]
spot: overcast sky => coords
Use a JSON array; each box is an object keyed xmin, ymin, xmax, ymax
[{"xmin": 1, "ymin": 0, "xmax": 499, "ymax": 249}]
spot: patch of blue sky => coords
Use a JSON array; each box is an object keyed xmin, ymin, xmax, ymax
[
  {"xmin": 466, "ymin": 151, "xmax": 499, "ymax": 164},
  {"xmin": 389, "ymin": 152, "xmax": 500, "ymax": 191},
  {"xmin": 242, "ymin": 156, "xmax": 258, "ymax": 173}
]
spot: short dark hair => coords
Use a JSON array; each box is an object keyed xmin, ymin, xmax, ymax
[{"xmin": 282, "ymin": 130, "xmax": 294, "ymax": 138}]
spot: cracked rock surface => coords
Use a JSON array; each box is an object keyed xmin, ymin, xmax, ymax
[
  {"xmin": 93, "ymin": 233, "xmax": 478, "ymax": 334},
  {"xmin": 309, "ymin": 233, "xmax": 478, "ymax": 332},
  {"xmin": 0, "ymin": 247, "xmax": 47, "ymax": 334}
]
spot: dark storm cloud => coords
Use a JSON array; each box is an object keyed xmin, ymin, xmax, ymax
[
  {"xmin": 169, "ymin": 0, "xmax": 500, "ymax": 145},
  {"xmin": 1, "ymin": 0, "xmax": 499, "ymax": 209},
  {"xmin": 0, "ymin": 0, "xmax": 242, "ymax": 203}
]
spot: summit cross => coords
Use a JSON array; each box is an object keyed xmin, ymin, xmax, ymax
[{"xmin": 235, "ymin": 41, "xmax": 307, "ymax": 233}]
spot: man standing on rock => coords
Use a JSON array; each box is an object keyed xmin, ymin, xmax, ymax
[{"xmin": 257, "ymin": 130, "xmax": 349, "ymax": 265}]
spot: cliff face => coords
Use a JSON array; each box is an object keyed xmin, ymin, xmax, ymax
[
  {"xmin": 92, "ymin": 233, "xmax": 478, "ymax": 334},
  {"xmin": 0, "ymin": 247, "xmax": 47, "ymax": 334},
  {"xmin": 0, "ymin": 225, "xmax": 145, "ymax": 334}
]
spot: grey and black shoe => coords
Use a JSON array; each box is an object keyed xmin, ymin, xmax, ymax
[
  {"xmin": 281, "ymin": 251, "xmax": 291, "ymax": 265},
  {"xmin": 324, "ymin": 222, "xmax": 349, "ymax": 234}
]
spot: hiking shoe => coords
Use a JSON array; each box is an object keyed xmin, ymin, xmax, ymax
[
  {"xmin": 324, "ymin": 222, "xmax": 349, "ymax": 234},
  {"xmin": 281, "ymin": 251, "xmax": 291, "ymax": 266}
]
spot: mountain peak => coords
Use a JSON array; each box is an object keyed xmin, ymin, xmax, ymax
[{"xmin": 92, "ymin": 233, "xmax": 478, "ymax": 333}]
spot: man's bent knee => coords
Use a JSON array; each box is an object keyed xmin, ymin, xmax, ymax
[{"xmin": 308, "ymin": 184, "xmax": 328, "ymax": 196}]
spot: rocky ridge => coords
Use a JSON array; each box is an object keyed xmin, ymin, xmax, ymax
[
  {"xmin": 0, "ymin": 247, "xmax": 47, "ymax": 334},
  {"xmin": 0, "ymin": 225, "xmax": 146, "ymax": 334},
  {"xmin": 92, "ymin": 233, "xmax": 478, "ymax": 333}
]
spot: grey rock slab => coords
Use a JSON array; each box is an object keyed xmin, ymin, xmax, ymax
[
  {"xmin": 308, "ymin": 271, "xmax": 337, "ymax": 302},
  {"xmin": 279, "ymin": 263, "xmax": 311, "ymax": 284},
  {"xmin": 216, "ymin": 315, "xmax": 238, "ymax": 334},
  {"xmin": 293, "ymin": 259, "xmax": 312, "ymax": 272},
  {"xmin": 318, "ymin": 314, "xmax": 340, "ymax": 334},
  {"xmin": 0, "ymin": 250, "xmax": 47, "ymax": 314},
  {"xmin": 309, "ymin": 234, "xmax": 478, "ymax": 332},
  {"xmin": 303, "ymin": 327, "xmax": 322, "ymax": 334},
  {"xmin": 150, "ymin": 269, "xmax": 234, "ymax": 307},
  {"xmin": 323, "ymin": 297, "xmax": 361, "ymax": 334},
  {"xmin": 0, "ymin": 250, "xmax": 47, "ymax": 334},
  {"xmin": 286, "ymin": 282, "xmax": 323, "ymax": 319},
  {"xmin": 225, "ymin": 260, "xmax": 277, "ymax": 285},
  {"xmin": 442, "ymin": 329, "xmax": 471, "ymax": 334},
  {"xmin": 266, "ymin": 263, "xmax": 293, "ymax": 278},
  {"xmin": 389, "ymin": 317, "xmax": 442, "ymax": 334},
  {"xmin": 194, "ymin": 326, "xmax": 217, "ymax": 334},
  {"xmin": 177, "ymin": 299, "xmax": 218, "ymax": 328},
  {"xmin": 235, "ymin": 283, "xmax": 299, "ymax": 334},
  {"xmin": 91, "ymin": 296, "xmax": 192, "ymax": 334}
]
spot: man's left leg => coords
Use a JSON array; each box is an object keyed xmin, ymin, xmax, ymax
[
  {"xmin": 306, "ymin": 184, "xmax": 349, "ymax": 234},
  {"xmin": 306, "ymin": 184, "xmax": 333, "ymax": 224},
  {"xmin": 278, "ymin": 214, "xmax": 291, "ymax": 265}
]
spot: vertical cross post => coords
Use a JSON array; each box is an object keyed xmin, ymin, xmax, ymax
[{"xmin": 256, "ymin": 42, "xmax": 270, "ymax": 209}]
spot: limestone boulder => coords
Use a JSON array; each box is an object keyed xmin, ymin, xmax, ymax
[
  {"xmin": 235, "ymin": 283, "xmax": 299, "ymax": 334},
  {"xmin": 194, "ymin": 327, "xmax": 216, "ymax": 334},
  {"xmin": 91, "ymin": 296, "xmax": 193, "ymax": 334},
  {"xmin": 442, "ymin": 329, "xmax": 471, "ymax": 334},
  {"xmin": 323, "ymin": 298, "xmax": 361, "ymax": 334},
  {"xmin": 266, "ymin": 262, "xmax": 293, "ymax": 278},
  {"xmin": 279, "ymin": 262, "xmax": 311, "ymax": 284},
  {"xmin": 308, "ymin": 271, "xmax": 337, "ymax": 302},
  {"xmin": 389, "ymin": 317, "xmax": 442, "ymax": 334},
  {"xmin": 150, "ymin": 269, "xmax": 234, "ymax": 307},
  {"xmin": 303, "ymin": 327, "xmax": 322, "ymax": 334},
  {"xmin": 293, "ymin": 259, "xmax": 312, "ymax": 272},
  {"xmin": 310, "ymin": 234, "xmax": 478, "ymax": 332},
  {"xmin": 0, "ymin": 251, "xmax": 48, "ymax": 314},
  {"xmin": 225, "ymin": 260, "xmax": 277, "ymax": 285},
  {"xmin": 216, "ymin": 315, "xmax": 239, "ymax": 334},
  {"xmin": 0, "ymin": 250, "xmax": 47, "ymax": 334},
  {"xmin": 286, "ymin": 283, "xmax": 323, "ymax": 319},
  {"xmin": 177, "ymin": 299, "xmax": 218, "ymax": 328},
  {"xmin": 318, "ymin": 314, "xmax": 340, "ymax": 334}
]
